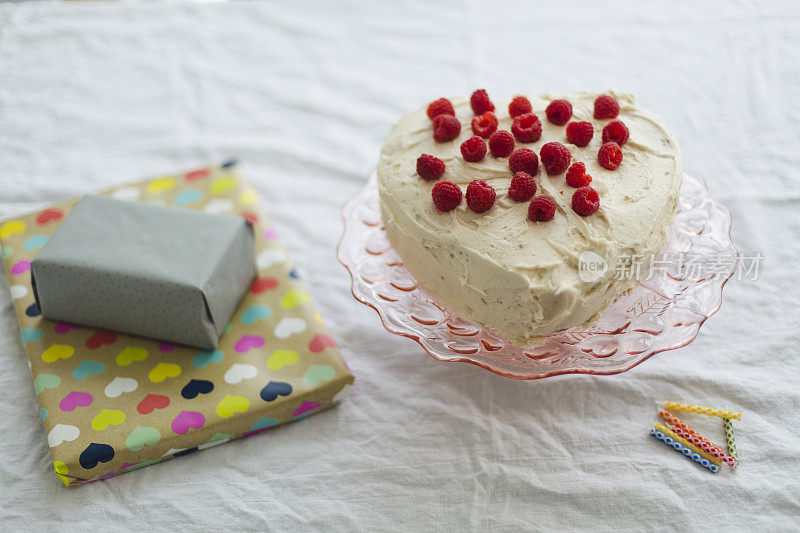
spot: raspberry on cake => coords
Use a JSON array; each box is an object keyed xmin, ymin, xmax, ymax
[
  {"xmin": 528, "ymin": 195, "xmax": 556, "ymax": 222},
  {"xmin": 470, "ymin": 89, "xmax": 495, "ymax": 114},
  {"xmin": 594, "ymin": 94, "xmax": 620, "ymax": 119},
  {"xmin": 511, "ymin": 113, "xmax": 542, "ymax": 143},
  {"xmin": 598, "ymin": 141, "xmax": 623, "ymax": 170},
  {"xmin": 488, "ymin": 130, "xmax": 515, "ymax": 158},
  {"xmin": 572, "ymin": 186, "xmax": 600, "ymax": 216},
  {"xmin": 431, "ymin": 181, "xmax": 462, "ymax": 211},
  {"xmin": 508, "ymin": 96, "xmax": 532, "ymax": 118},
  {"xmin": 460, "ymin": 136, "xmax": 487, "ymax": 162},
  {"xmin": 540, "ymin": 142, "xmax": 572, "ymax": 175},
  {"xmin": 427, "ymin": 98, "xmax": 455, "ymax": 120},
  {"xmin": 566, "ymin": 162, "xmax": 592, "ymax": 188},
  {"xmin": 509, "ymin": 148, "xmax": 539, "ymax": 175},
  {"xmin": 432, "ymin": 114, "xmax": 461, "ymax": 142},
  {"xmin": 465, "ymin": 180, "xmax": 496, "ymax": 213},
  {"xmin": 545, "ymin": 99, "xmax": 572, "ymax": 125},
  {"xmin": 377, "ymin": 91, "xmax": 682, "ymax": 345},
  {"xmin": 566, "ymin": 121, "xmax": 594, "ymax": 147},
  {"xmin": 416, "ymin": 154, "xmax": 446, "ymax": 180},
  {"xmin": 602, "ymin": 120, "xmax": 630, "ymax": 146},
  {"xmin": 508, "ymin": 172, "xmax": 537, "ymax": 202},
  {"xmin": 471, "ymin": 112, "xmax": 498, "ymax": 138}
]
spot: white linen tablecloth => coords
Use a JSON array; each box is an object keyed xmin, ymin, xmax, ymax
[{"xmin": 0, "ymin": 1, "xmax": 798, "ymax": 529}]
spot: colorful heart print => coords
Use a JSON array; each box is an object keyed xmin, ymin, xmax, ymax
[
  {"xmin": 79, "ymin": 443, "xmax": 115, "ymax": 469},
  {"xmin": 25, "ymin": 302, "xmax": 41, "ymax": 317},
  {"xmin": 104, "ymin": 377, "xmax": 138, "ymax": 398},
  {"xmin": 234, "ymin": 335, "xmax": 265, "ymax": 353},
  {"xmin": 72, "ymin": 360, "xmax": 105, "ymax": 380},
  {"xmin": 54, "ymin": 322, "xmax": 81, "ymax": 334},
  {"xmin": 110, "ymin": 187, "xmax": 140, "ymax": 202},
  {"xmin": 223, "ymin": 363, "xmax": 257, "ymax": 385},
  {"xmin": 203, "ymin": 198, "xmax": 234, "ymax": 214},
  {"xmin": 267, "ymin": 349, "xmax": 299, "ymax": 370},
  {"xmin": 42, "ymin": 344, "xmax": 75, "ymax": 363},
  {"xmin": 0, "ymin": 220, "xmax": 25, "ymax": 239},
  {"xmin": 85, "ymin": 331, "xmax": 116, "ymax": 349},
  {"xmin": 273, "ymin": 317, "xmax": 307, "ymax": 339},
  {"xmin": 22, "ymin": 328, "xmax": 43, "ymax": 346},
  {"xmin": 260, "ymin": 381, "xmax": 293, "ymax": 402},
  {"xmin": 175, "ymin": 189, "xmax": 204, "ymax": 206},
  {"xmin": 250, "ymin": 277, "xmax": 279, "ymax": 294},
  {"xmin": 148, "ymin": 362, "xmax": 182, "ymax": 383},
  {"xmin": 292, "ymin": 401, "xmax": 321, "ymax": 419},
  {"xmin": 191, "ymin": 349, "xmax": 224, "ymax": 369},
  {"xmin": 308, "ymin": 334, "xmax": 337, "ymax": 353},
  {"xmin": 59, "ymin": 391, "xmax": 94, "ymax": 412},
  {"xmin": 180, "ymin": 379, "xmax": 215, "ymax": 399},
  {"xmin": 91, "ymin": 409, "xmax": 126, "ymax": 431},
  {"xmin": 241, "ymin": 305, "xmax": 272, "ymax": 325},
  {"xmin": 22, "ymin": 234, "xmax": 49, "ymax": 251},
  {"xmin": 11, "ymin": 259, "xmax": 30, "ymax": 275},
  {"xmin": 47, "ymin": 424, "xmax": 80, "ymax": 447},
  {"xmin": 210, "ymin": 176, "xmax": 236, "ymax": 194},
  {"xmin": 302, "ymin": 365, "xmax": 336, "ymax": 387},
  {"xmin": 9, "ymin": 284, "xmax": 27, "ymax": 299},
  {"xmin": 171, "ymin": 411, "xmax": 205, "ymax": 435},
  {"xmin": 33, "ymin": 373, "xmax": 61, "ymax": 395},
  {"xmin": 137, "ymin": 394, "xmax": 170, "ymax": 415},
  {"xmin": 125, "ymin": 426, "xmax": 161, "ymax": 451},
  {"xmin": 216, "ymin": 395, "xmax": 250, "ymax": 418},
  {"xmin": 280, "ymin": 289, "xmax": 311, "ymax": 309},
  {"xmin": 116, "ymin": 347, "xmax": 148, "ymax": 367},
  {"xmin": 147, "ymin": 177, "xmax": 175, "ymax": 194},
  {"xmin": 35, "ymin": 208, "xmax": 63, "ymax": 225},
  {"xmin": 257, "ymin": 249, "xmax": 287, "ymax": 270},
  {"xmin": 245, "ymin": 418, "xmax": 279, "ymax": 435}
]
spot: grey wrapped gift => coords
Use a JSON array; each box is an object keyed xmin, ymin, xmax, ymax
[{"xmin": 30, "ymin": 195, "xmax": 256, "ymax": 349}]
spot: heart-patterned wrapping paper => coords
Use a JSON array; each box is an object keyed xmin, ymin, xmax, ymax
[{"xmin": 0, "ymin": 161, "xmax": 354, "ymax": 486}]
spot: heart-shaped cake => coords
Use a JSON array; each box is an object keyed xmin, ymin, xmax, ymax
[{"xmin": 377, "ymin": 91, "xmax": 682, "ymax": 345}]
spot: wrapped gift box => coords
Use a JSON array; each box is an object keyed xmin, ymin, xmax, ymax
[
  {"xmin": 0, "ymin": 161, "xmax": 354, "ymax": 486},
  {"xmin": 32, "ymin": 195, "xmax": 257, "ymax": 349}
]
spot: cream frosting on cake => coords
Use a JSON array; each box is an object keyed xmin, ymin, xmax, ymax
[{"xmin": 377, "ymin": 91, "xmax": 682, "ymax": 345}]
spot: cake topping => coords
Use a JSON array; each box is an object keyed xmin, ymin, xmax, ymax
[
  {"xmin": 545, "ymin": 99, "xmax": 573, "ymax": 125},
  {"xmin": 565, "ymin": 121, "xmax": 594, "ymax": 147},
  {"xmin": 508, "ymin": 172, "xmax": 537, "ymax": 202},
  {"xmin": 431, "ymin": 181, "xmax": 462, "ymax": 211},
  {"xmin": 426, "ymin": 98, "xmax": 455, "ymax": 120},
  {"xmin": 471, "ymin": 112, "xmax": 498, "ymax": 138},
  {"xmin": 488, "ymin": 130, "xmax": 515, "ymax": 158},
  {"xmin": 528, "ymin": 196, "xmax": 556, "ymax": 222},
  {"xmin": 571, "ymin": 186, "xmax": 600, "ymax": 216},
  {"xmin": 511, "ymin": 113, "xmax": 542, "ymax": 143},
  {"xmin": 594, "ymin": 94, "xmax": 620, "ymax": 119},
  {"xmin": 598, "ymin": 141, "xmax": 623, "ymax": 170},
  {"xmin": 460, "ymin": 136, "xmax": 488, "ymax": 162},
  {"xmin": 509, "ymin": 148, "xmax": 539, "ymax": 175},
  {"xmin": 508, "ymin": 96, "xmax": 533, "ymax": 118},
  {"xmin": 432, "ymin": 114, "xmax": 461, "ymax": 142},
  {"xmin": 416, "ymin": 154, "xmax": 446, "ymax": 180},
  {"xmin": 470, "ymin": 89, "xmax": 495, "ymax": 114},
  {"xmin": 465, "ymin": 180, "xmax": 496, "ymax": 213},
  {"xmin": 540, "ymin": 141, "xmax": 572, "ymax": 174},
  {"xmin": 565, "ymin": 162, "xmax": 592, "ymax": 188},
  {"xmin": 602, "ymin": 120, "xmax": 630, "ymax": 146}
]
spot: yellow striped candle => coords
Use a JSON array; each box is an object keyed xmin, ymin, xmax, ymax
[
  {"xmin": 664, "ymin": 401, "xmax": 741, "ymax": 420},
  {"xmin": 659, "ymin": 410, "xmax": 738, "ymax": 469},
  {"xmin": 655, "ymin": 423, "xmax": 722, "ymax": 466}
]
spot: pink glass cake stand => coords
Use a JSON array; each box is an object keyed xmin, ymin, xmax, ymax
[{"xmin": 338, "ymin": 172, "xmax": 737, "ymax": 379}]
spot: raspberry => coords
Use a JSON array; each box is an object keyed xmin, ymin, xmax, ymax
[
  {"xmin": 602, "ymin": 120, "xmax": 629, "ymax": 146},
  {"xmin": 470, "ymin": 89, "xmax": 495, "ymax": 114},
  {"xmin": 572, "ymin": 186, "xmax": 600, "ymax": 216},
  {"xmin": 566, "ymin": 162, "xmax": 592, "ymax": 188},
  {"xmin": 508, "ymin": 172, "xmax": 537, "ymax": 202},
  {"xmin": 488, "ymin": 130, "xmax": 515, "ymax": 158},
  {"xmin": 465, "ymin": 179, "xmax": 496, "ymax": 213},
  {"xmin": 539, "ymin": 141, "xmax": 572, "ymax": 175},
  {"xmin": 416, "ymin": 154, "xmax": 446, "ymax": 180},
  {"xmin": 508, "ymin": 96, "xmax": 532, "ymax": 118},
  {"xmin": 528, "ymin": 196, "xmax": 556, "ymax": 222},
  {"xmin": 545, "ymin": 99, "xmax": 572, "ymax": 125},
  {"xmin": 471, "ymin": 112, "xmax": 498, "ymax": 138},
  {"xmin": 432, "ymin": 114, "xmax": 461, "ymax": 142},
  {"xmin": 509, "ymin": 148, "xmax": 539, "ymax": 175},
  {"xmin": 427, "ymin": 98, "xmax": 455, "ymax": 120},
  {"xmin": 594, "ymin": 94, "xmax": 620, "ymax": 119},
  {"xmin": 511, "ymin": 113, "xmax": 542, "ymax": 143},
  {"xmin": 431, "ymin": 181, "xmax": 462, "ymax": 212},
  {"xmin": 460, "ymin": 136, "xmax": 487, "ymax": 162},
  {"xmin": 598, "ymin": 141, "xmax": 623, "ymax": 170},
  {"xmin": 565, "ymin": 121, "xmax": 594, "ymax": 147}
]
